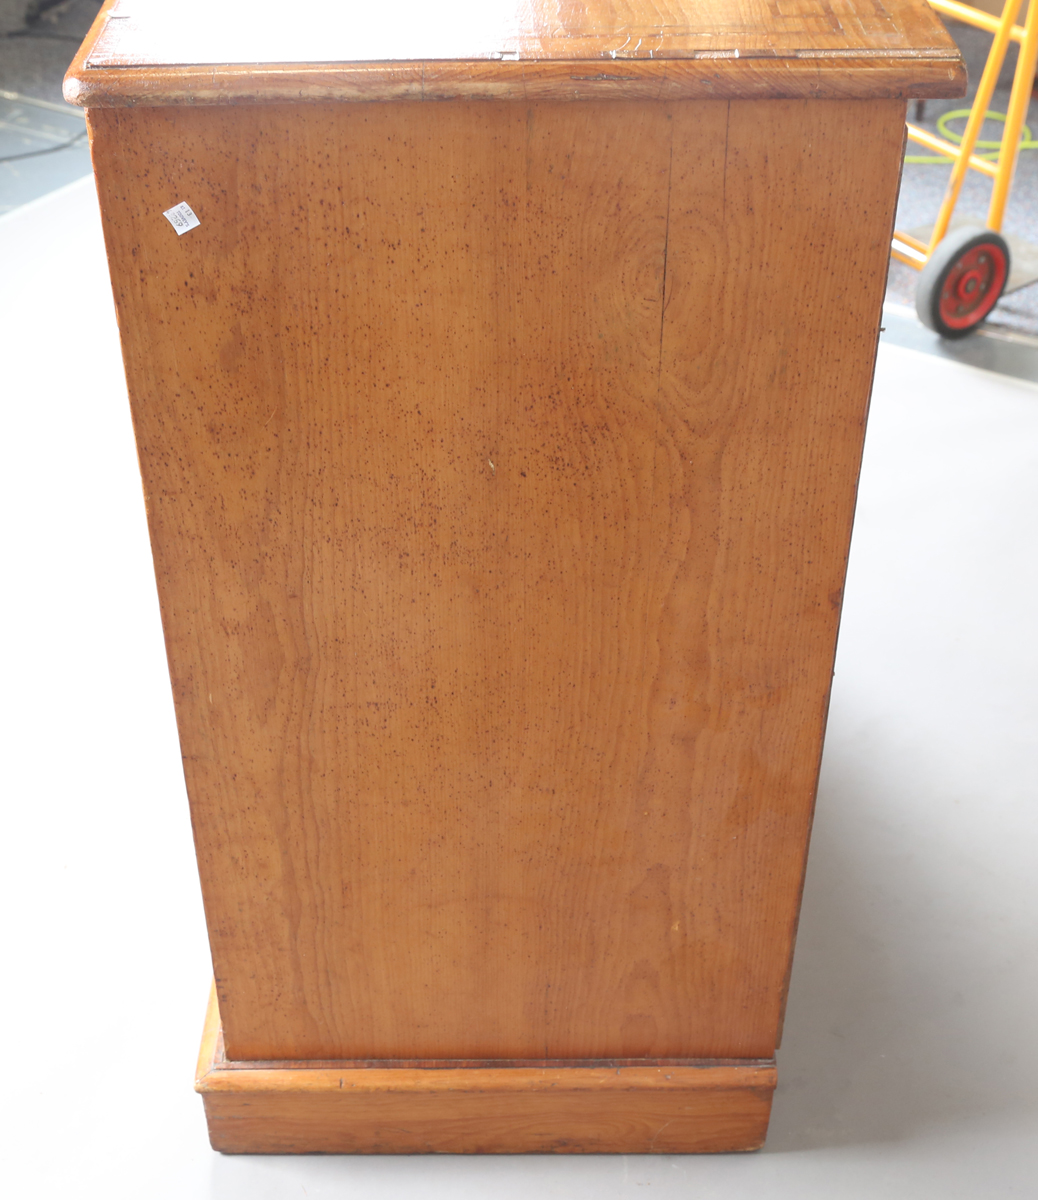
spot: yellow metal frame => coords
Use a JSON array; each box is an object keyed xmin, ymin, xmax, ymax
[{"xmin": 892, "ymin": 0, "xmax": 1038, "ymax": 269}]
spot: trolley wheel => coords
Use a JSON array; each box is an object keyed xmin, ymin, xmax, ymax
[{"xmin": 915, "ymin": 225, "xmax": 1010, "ymax": 339}]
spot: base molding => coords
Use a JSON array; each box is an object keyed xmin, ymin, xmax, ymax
[{"xmin": 195, "ymin": 988, "xmax": 776, "ymax": 1154}]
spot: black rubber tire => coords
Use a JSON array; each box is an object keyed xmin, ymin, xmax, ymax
[{"xmin": 915, "ymin": 225, "xmax": 1011, "ymax": 339}]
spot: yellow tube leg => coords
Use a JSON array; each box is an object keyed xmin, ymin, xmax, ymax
[
  {"xmin": 988, "ymin": 3, "xmax": 1038, "ymax": 231},
  {"xmin": 929, "ymin": 0, "xmax": 1026, "ymax": 253}
]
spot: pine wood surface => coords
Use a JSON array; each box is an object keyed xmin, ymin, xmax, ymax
[
  {"xmin": 65, "ymin": 0, "xmax": 966, "ymax": 105},
  {"xmin": 89, "ymin": 96, "xmax": 905, "ymax": 1065},
  {"xmin": 195, "ymin": 984, "xmax": 777, "ymax": 1153}
]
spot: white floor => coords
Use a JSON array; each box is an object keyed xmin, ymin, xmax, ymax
[{"xmin": 2, "ymin": 178, "xmax": 1036, "ymax": 1199}]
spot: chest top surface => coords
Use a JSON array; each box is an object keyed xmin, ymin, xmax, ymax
[{"xmin": 66, "ymin": 0, "xmax": 964, "ymax": 106}]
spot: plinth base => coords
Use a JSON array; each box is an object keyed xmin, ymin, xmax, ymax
[{"xmin": 195, "ymin": 989, "xmax": 776, "ymax": 1154}]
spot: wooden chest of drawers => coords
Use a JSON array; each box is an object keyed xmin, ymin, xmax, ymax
[{"xmin": 66, "ymin": 0, "xmax": 963, "ymax": 1153}]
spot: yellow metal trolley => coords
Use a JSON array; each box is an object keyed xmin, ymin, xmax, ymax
[{"xmin": 892, "ymin": 0, "xmax": 1038, "ymax": 336}]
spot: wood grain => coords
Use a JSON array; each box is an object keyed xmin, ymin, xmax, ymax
[
  {"xmin": 88, "ymin": 96, "xmax": 905, "ymax": 1064},
  {"xmin": 65, "ymin": 0, "xmax": 965, "ymax": 106},
  {"xmin": 195, "ymin": 985, "xmax": 777, "ymax": 1153}
]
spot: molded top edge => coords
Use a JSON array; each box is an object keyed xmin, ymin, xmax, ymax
[{"xmin": 65, "ymin": 0, "xmax": 967, "ymax": 105}]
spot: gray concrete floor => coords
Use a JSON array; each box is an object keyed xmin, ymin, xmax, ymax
[
  {"xmin": 2, "ymin": 174, "xmax": 1035, "ymax": 1200},
  {"xmin": 0, "ymin": 0, "xmax": 100, "ymax": 212},
  {"xmin": 0, "ymin": 0, "xmax": 101, "ymax": 105}
]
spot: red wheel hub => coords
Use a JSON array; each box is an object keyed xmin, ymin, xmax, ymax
[{"xmin": 939, "ymin": 242, "xmax": 1008, "ymax": 331}]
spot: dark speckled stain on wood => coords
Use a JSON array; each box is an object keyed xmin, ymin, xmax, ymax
[
  {"xmin": 71, "ymin": 0, "xmax": 964, "ymax": 1154},
  {"xmin": 88, "ymin": 96, "xmax": 906, "ymax": 1067}
]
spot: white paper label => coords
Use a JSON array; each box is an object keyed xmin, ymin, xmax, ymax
[{"xmin": 163, "ymin": 201, "xmax": 200, "ymax": 236}]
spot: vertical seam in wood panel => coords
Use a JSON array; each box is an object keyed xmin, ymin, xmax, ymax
[
  {"xmin": 647, "ymin": 112, "xmax": 676, "ymax": 826},
  {"xmin": 655, "ymin": 122, "xmax": 674, "ymax": 394},
  {"xmin": 722, "ymin": 101, "xmax": 731, "ymax": 215}
]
